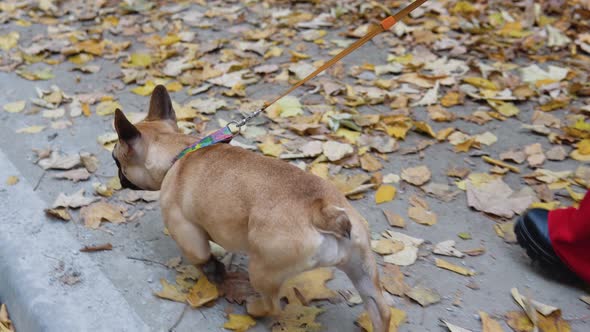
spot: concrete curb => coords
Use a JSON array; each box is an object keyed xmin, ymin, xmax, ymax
[{"xmin": 0, "ymin": 149, "xmax": 149, "ymax": 332}]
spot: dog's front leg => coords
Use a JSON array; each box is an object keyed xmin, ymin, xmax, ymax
[{"xmin": 163, "ymin": 209, "xmax": 225, "ymax": 283}]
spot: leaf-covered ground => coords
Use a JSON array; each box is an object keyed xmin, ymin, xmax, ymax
[{"xmin": 1, "ymin": 0, "xmax": 590, "ymax": 331}]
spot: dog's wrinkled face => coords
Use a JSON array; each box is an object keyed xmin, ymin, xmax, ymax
[{"xmin": 112, "ymin": 85, "xmax": 179, "ymax": 191}]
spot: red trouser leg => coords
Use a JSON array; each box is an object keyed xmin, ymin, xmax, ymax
[{"xmin": 548, "ymin": 191, "xmax": 590, "ymax": 283}]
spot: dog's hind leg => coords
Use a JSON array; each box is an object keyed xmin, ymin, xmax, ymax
[
  {"xmin": 164, "ymin": 209, "xmax": 225, "ymax": 283},
  {"xmin": 338, "ymin": 244, "xmax": 391, "ymax": 332}
]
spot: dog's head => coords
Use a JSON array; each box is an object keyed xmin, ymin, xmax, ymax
[{"xmin": 112, "ymin": 85, "xmax": 181, "ymax": 191}]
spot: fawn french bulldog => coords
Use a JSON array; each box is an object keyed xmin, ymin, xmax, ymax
[{"xmin": 112, "ymin": 85, "xmax": 391, "ymax": 331}]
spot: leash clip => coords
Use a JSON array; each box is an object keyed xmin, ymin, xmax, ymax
[{"xmin": 228, "ymin": 108, "xmax": 265, "ymax": 134}]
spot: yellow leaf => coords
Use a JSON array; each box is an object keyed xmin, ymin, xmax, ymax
[
  {"xmin": 3, "ymin": 100, "xmax": 26, "ymax": 113},
  {"xmin": 455, "ymin": 138, "xmax": 477, "ymax": 152},
  {"xmin": 280, "ymin": 268, "xmax": 336, "ymax": 305},
  {"xmin": 435, "ymin": 258, "xmax": 475, "ymax": 276},
  {"xmin": 506, "ymin": 310, "xmax": 571, "ymax": 332},
  {"xmin": 125, "ymin": 53, "xmax": 153, "ymax": 68},
  {"xmin": 566, "ymin": 186, "xmax": 584, "ymax": 202},
  {"xmin": 479, "ymin": 311, "xmax": 504, "ymax": 332},
  {"xmin": 539, "ymin": 99, "xmax": 569, "ymax": 112},
  {"xmin": 289, "ymin": 50, "xmax": 310, "ymax": 60},
  {"xmin": 309, "ymin": 163, "xmax": 329, "ymax": 179},
  {"xmin": 577, "ymin": 139, "xmax": 590, "ymax": 155},
  {"xmin": 436, "ymin": 127, "xmax": 455, "ymax": 141},
  {"xmin": 356, "ymin": 307, "xmax": 406, "ymax": 332},
  {"xmin": 16, "ymin": 125, "xmax": 45, "ymax": 134},
  {"xmin": 570, "ymin": 149, "xmax": 590, "ymax": 162},
  {"xmin": 272, "ymin": 303, "xmax": 324, "ymax": 332},
  {"xmin": 264, "ymin": 46, "xmax": 283, "ymax": 59},
  {"xmin": 385, "ymin": 124, "xmax": 411, "ymax": 140},
  {"xmin": 451, "ymin": 1, "xmax": 477, "ymax": 16},
  {"xmin": 82, "ymin": 103, "xmax": 91, "ymax": 117},
  {"xmin": 408, "ymin": 206, "xmax": 437, "ymax": 226},
  {"xmin": 375, "ymin": 185, "xmax": 396, "ymax": 204},
  {"xmin": 489, "ymin": 100, "xmax": 520, "ymax": 117},
  {"xmin": 412, "ymin": 121, "xmax": 436, "ymax": 138},
  {"xmin": 335, "ymin": 128, "xmax": 360, "ymax": 144},
  {"xmin": 258, "ymin": 136, "xmax": 283, "ymax": 157},
  {"xmin": 441, "ymin": 91, "xmax": 462, "ymax": 107},
  {"xmin": 223, "ymin": 314, "xmax": 256, "ymax": 332},
  {"xmin": 187, "ymin": 276, "xmax": 219, "ymax": 308},
  {"xmin": 131, "ymin": 81, "xmax": 156, "ymax": 96},
  {"xmin": 0, "ymin": 31, "xmax": 19, "ymax": 50},
  {"xmin": 463, "ymin": 77, "xmax": 499, "ymax": 90},
  {"xmin": 96, "ymin": 100, "xmax": 122, "ymax": 116},
  {"xmin": 267, "ymin": 96, "xmax": 303, "ymax": 118},
  {"xmin": 68, "ymin": 53, "xmax": 94, "ymax": 65},
  {"xmin": 5, "ymin": 176, "xmax": 19, "ymax": 185},
  {"xmin": 155, "ymin": 279, "xmax": 188, "ymax": 303},
  {"xmin": 530, "ymin": 201, "xmax": 561, "ymax": 210},
  {"xmin": 497, "ymin": 22, "xmax": 531, "ymax": 38},
  {"xmin": 166, "ymin": 81, "xmax": 183, "ymax": 92}
]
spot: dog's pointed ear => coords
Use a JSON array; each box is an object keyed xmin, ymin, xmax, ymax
[
  {"xmin": 115, "ymin": 109, "xmax": 141, "ymax": 143},
  {"xmin": 147, "ymin": 85, "xmax": 176, "ymax": 121}
]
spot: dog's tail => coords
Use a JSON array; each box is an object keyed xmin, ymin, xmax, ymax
[{"xmin": 311, "ymin": 199, "xmax": 352, "ymax": 239}]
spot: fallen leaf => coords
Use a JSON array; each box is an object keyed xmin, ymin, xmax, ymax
[
  {"xmin": 361, "ymin": 153, "xmax": 383, "ymax": 172},
  {"xmin": 408, "ymin": 206, "xmax": 437, "ymax": 226},
  {"xmin": 52, "ymin": 189, "xmax": 98, "ymax": 209},
  {"xmin": 442, "ymin": 320, "xmax": 473, "ymax": 332},
  {"xmin": 356, "ymin": 307, "xmax": 406, "ymax": 332},
  {"xmin": 371, "ymin": 238, "xmax": 404, "ymax": 255},
  {"xmin": 155, "ymin": 279, "xmax": 187, "ymax": 303},
  {"xmin": 466, "ymin": 179, "xmax": 536, "ymax": 218},
  {"xmin": 80, "ymin": 243, "xmax": 113, "ymax": 252},
  {"xmin": 435, "ymin": 258, "xmax": 475, "ymax": 276},
  {"xmin": 3, "ymin": 100, "xmax": 25, "ymax": 113},
  {"xmin": 506, "ymin": 310, "xmax": 570, "ymax": 332},
  {"xmin": 383, "ymin": 210, "xmax": 405, "ymax": 228},
  {"xmin": 44, "ymin": 207, "xmax": 71, "ymax": 221},
  {"xmin": 221, "ymin": 270, "xmax": 257, "ymax": 305},
  {"xmin": 280, "ymin": 268, "xmax": 336, "ymax": 305},
  {"xmin": 322, "ymin": 141, "xmax": 353, "ymax": 161},
  {"xmin": 223, "ymin": 314, "xmax": 256, "ymax": 332},
  {"xmin": 187, "ymin": 275, "xmax": 219, "ymax": 307},
  {"xmin": 511, "ymin": 288, "xmax": 560, "ymax": 316},
  {"xmin": 5, "ymin": 176, "xmax": 18, "ymax": 186},
  {"xmin": 53, "ymin": 168, "xmax": 90, "ymax": 182},
  {"xmin": 258, "ymin": 136, "xmax": 284, "ymax": 157},
  {"xmin": 405, "ymin": 286, "xmax": 441, "ymax": 307},
  {"xmin": 16, "ymin": 125, "xmax": 46, "ymax": 134},
  {"xmin": 433, "ymin": 240, "xmax": 465, "ymax": 258},
  {"xmin": 381, "ymin": 264, "xmax": 409, "ymax": 297},
  {"xmin": 479, "ymin": 311, "xmax": 504, "ymax": 332},
  {"xmin": 272, "ymin": 303, "xmax": 324, "ymax": 332},
  {"xmin": 422, "ymin": 183, "xmax": 460, "ymax": 202},
  {"xmin": 375, "ymin": 185, "xmax": 396, "ymax": 204},
  {"xmin": 382, "ymin": 231, "xmax": 423, "ymax": 266},
  {"xmin": 96, "ymin": 100, "xmax": 121, "ymax": 116},
  {"xmin": 80, "ymin": 201, "xmax": 126, "ymax": 229},
  {"xmin": 401, "ymin": 165, "xmax": 431, "ymax": 186}
]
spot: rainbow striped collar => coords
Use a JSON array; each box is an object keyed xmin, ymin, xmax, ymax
[{"xmin": 174, "ymin": 126, "xmax": 234, "ymax": 162}]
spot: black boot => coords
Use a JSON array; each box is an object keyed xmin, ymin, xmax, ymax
[{"xmin": 514, "ymin": 209, "xmax": 564, "ymax": 267}]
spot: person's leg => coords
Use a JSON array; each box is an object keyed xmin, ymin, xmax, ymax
[{"xmin": 548, "ymin": 191, "xmax": 590, "ymax": 283}]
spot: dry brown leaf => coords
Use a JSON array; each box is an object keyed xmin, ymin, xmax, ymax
[
  {"xmin": 53, "ymin": 168, "xmax": 90, "ymax": 182},
  {"xmin": 408, "ymin": 206, "xmax": 437, "ymax": 226},
  {"xmin": 155, "ymin": 279, "xmax": 188, "ymax": 303},
  {"xmin": 405, "ymin": 286, "xmax": 441, "ymax": 307},
  {"xmin": 52, "ymin": 189, "xmax": 98, "ymax": 209},
  {"xmin": 383, "ymin": 210, "xmax": 405, "ymax": 228},
  {"xmin": 280, "ymin": 268, "xmax": 336, "ymax": 305},
  {"xmin": 80, "ymin": 201, "xmax": 126, "ymax": 229},
  {"xmin": 401, "ymin": 165, "xmax": 431, "ymax": 186},
  {"xmin": 381, "ymin": 264, "xmax": 409, "ymax": 297}
]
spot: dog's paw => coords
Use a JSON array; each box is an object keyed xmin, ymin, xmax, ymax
[
  {"xmin": 246, "ymin": 297, "xmax": 268, "ymax": 317},
  {"xmin": 202, "ymin": 256, "xmax": 226, "ymax": 284}
]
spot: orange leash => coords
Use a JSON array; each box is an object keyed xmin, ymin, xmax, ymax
[{"xmin": 229, "ymin": 0, "xmax": 428, "ymax": 131}]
